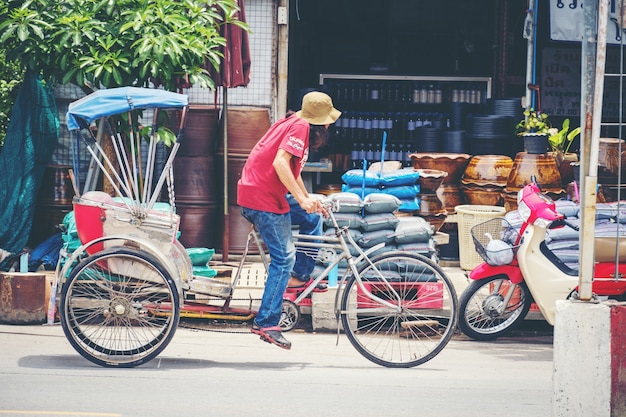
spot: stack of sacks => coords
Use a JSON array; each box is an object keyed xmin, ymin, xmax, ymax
[
  {"xmin": 340, "ymin": 167, "xmax": 420, "ymax": 212},
  {"xmin": 504, "ymin": 199, "xmax": 626, "ymax": 269},
  {"xmin": 310, "ymin": 192, "xmax": 436, "ymax": 279}
]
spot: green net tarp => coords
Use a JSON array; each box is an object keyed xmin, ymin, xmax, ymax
[{"xmin": 0, "ymin": 71, "xmax": 59, "ymax": 254}]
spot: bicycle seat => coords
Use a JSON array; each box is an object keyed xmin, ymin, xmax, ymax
[{"xmin": 595, "ymin": 237, "xmax": 626, "ymax": 263}]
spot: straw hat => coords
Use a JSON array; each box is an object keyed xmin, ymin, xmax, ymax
[{"xmin": 296, "ymin": 91, "xmax": 341, "ymax": 125}]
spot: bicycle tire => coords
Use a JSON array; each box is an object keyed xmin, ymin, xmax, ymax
[
  {"xmin": 60, "ymin": 247, "xmax": 180, "ymax": 367},
  {"xmin": 340, "ymin": 251, "xmax": 458, "ymax": 368},
  {"xmin": 458, "ymin": 276, "xmax": 532, "ymax": 341}
]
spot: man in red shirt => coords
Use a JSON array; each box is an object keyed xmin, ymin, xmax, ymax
[{"xmin": 238, "ymin": 91, "xmax": 341, "ymax": 349}]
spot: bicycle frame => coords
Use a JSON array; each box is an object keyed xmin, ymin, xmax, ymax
[{"xmin": 232, "ymin": 208, "xmax": 406, "ymax": 314}]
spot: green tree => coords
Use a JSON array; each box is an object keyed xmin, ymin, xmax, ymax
[
  {"xmin": 0, "ymin": 48, "xmax": 24, "ymax": 146},
  {"xmin": 0, "ymin": 0, "xmax": 247, "ymax": 146},
  {"xmin": 0, "ymin": 0, "xmax": 247, "ymax": 92}
]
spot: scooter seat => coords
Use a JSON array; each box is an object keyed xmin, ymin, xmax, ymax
[{"xmin": 594, "ymin": 237, "xmax": 626, "ymax": 263}]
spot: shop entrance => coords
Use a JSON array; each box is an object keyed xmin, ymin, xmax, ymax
[{"xmin": 286, "ymin": 0, "xmax": 529, "ymax": 109}]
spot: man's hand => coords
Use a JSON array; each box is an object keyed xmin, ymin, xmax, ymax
[{"xmin": 299, "ymin": 196, "xmax": 328, "ymax": 218}]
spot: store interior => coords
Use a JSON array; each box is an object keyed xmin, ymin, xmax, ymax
[{"xmin": 287, "ymin": 0, "xmax": 530, "ymax": 108}]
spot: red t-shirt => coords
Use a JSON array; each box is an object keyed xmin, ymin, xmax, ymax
[{"xmin": 237, "ymin": 115, "xmax": 310, "ymax": 213}]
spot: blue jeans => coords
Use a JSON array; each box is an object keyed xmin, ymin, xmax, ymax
[
  {"xmin": 241, "ymin": 207, "xmax": 295, "ymax": 328},
  {"xmin": 240, "ymin": 196, "xmax": 322, "ymax": 328},
  {"xmin": 287, "ymin": 194, "xmax": 322, "ymax": 282}
]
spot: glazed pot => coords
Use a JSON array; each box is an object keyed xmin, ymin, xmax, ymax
[
  {"xmin": 437, "ymin": 184, "xmax": 464, "ymax": 214},
  {"xmin": 460, "ymin": 184, "xmax": 505, "ymax": 206},
  {"xmin": 409, "ymin": 152, "xmax": 471, "ymax": 184},
  {"xmin": 554, "ymin": 152, "xmax": 578, "ymax": 185},
  {"xmin": 415, "ymin": 169, "xmax": 448, "ymax": 194},
  {"xmin": 415, "ymin": 194, "xmax": 447, "ymax": 233},
  {"xmin": 502, "ymin": 190, "xmax": 518, "ymax": 212},
  {"xmin": 597, "ymin": 138, "xmax": 626, "ymax": 184},
  {"xmin": 506, "ymin": 152, "xmax": 562, "ymax": 193},
  {"xmin": 461, "ymin": 154, "xmax": 513, "ymax": 187}
]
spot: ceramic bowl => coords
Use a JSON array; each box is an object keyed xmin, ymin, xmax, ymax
[
  {"xmin": 415, "ymin": 169, "xmax": 448, "ymax": 193},
  {"xmin": 409, "ymin": 152, "xmax": 471, "ymax": 184}
]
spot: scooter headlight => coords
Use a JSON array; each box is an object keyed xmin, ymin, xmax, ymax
[
  {"xmin": 533, "ymin": 217, "xmax": 553, "ymax": 228},
  {"xmin": 517, "ymin": 200, "xmax": 531, "ymax": 222}
]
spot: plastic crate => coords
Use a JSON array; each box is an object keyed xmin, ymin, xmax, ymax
[{"xmin": 455, "ymin": 205, "xmax": 506, "ymax": 270}]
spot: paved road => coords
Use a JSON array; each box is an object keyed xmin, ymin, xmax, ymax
[{"xmin": 0, "ymin": 321, "xmax": 553, "ymax": 417}]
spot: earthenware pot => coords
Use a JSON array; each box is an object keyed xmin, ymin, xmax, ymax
[
  {"xmin": 409, "ymin": 152, "xmax": 471, "ymax": 184},
  {"xmin": 461, "ymin": 154, "xmax": 513, "ymax": 187},
  {"xmin": 415, "ymin": 169, "xmax": 448, "ymax": 194},
  {"xmin": 506, "ymin": 152, "xmax": 562, "ymax": 193}
]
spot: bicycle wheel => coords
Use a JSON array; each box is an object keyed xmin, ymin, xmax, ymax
[
  {"xmin": 458, "ymin": 276, "xmax": 532, "ymax": 341},
  {"xmin": 60, "ymin": 247, "xmax": 180, "ymax": 367},
  {"xmin": 340, "ymin": 251, "xmax": 458, "ymax": 368}
]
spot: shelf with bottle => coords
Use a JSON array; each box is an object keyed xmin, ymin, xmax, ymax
[
  {"xmin": 326, "ymin": 109, "xmax": 457, "ymax": 173},
  {"xmin": 324, "ymin": 78, "xmax": 489, "ymax": 108},
  {"xmin": 320, "ymin": 74, "xmax": 491, "ymax": 174}
]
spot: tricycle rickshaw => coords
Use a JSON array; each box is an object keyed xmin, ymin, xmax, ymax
[{"xmin": 53, "ymin": 87, "xmax": 458, "ymax": 368}]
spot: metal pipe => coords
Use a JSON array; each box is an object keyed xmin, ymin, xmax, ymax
[
  {"xmin": 524, "ymin": 1, "xmax": 536, "ymax": 109},
  {"xmin": 578, "ymin": 0, "xmax": 608, "ymax": 301}
]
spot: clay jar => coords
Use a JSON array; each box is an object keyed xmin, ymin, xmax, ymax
[
  {"xmin": 414, "ymin": 169, "xmax": 448, "ymax": 232},
  {"xmin": 505, "ymin": 152, "xmax": 563, "ymax": 193},
  {"xmin": 415, "ymin": 169, "xmax": 448, "ymax": 193},
  {"xmin": 437, "ymin": 184, "xmax": 465, "ymax": 214},
  {"xmin": 460, "ymin": 155, "xmax": 513, "ymax": 207},
  {"xmin": 462, "ymin": 155, "xmax": 513, "ymax": 186},
  {"xmin": 555, "ymin": 152, "xmax": 579, "ymax": 185},
  {"xmin": 409, "ymin": 153, "xmax": 471, "ymax": 184},
  {"xmin": 410, "ymin": 153, "xmax": 471, "ymax": 214},
  {"xmin": 598, "ymin": 138, "xmax": 626, "ymax": 184}
]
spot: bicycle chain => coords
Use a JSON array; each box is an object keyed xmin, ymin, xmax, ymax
[
  {"xmin": 178, "ymin": 297, "xmax": 262, "ymax": 334},
  {"xmin": 178, "ymin": 320, "xmax": 253, "ymax": 334}
]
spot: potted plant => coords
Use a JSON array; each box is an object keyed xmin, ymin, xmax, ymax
[
  {"xmin": 548, "ymin": 118, "xmax": 581, "ymax": 184},
  {"xmin": 515, "ymin": 108, "xmax": 551, "ymax": 154}
]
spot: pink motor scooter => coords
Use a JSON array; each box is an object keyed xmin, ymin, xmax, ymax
[{"xmin": 458, "ymin": 180, "xmax": 626, "ymax": 340}]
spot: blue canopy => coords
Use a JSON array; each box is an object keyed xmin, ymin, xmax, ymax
[{"xmin": 66, "ymin": 87, "xmax": 189, "ymax": 130}]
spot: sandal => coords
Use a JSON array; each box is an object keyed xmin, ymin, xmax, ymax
[
  {"xmin": 285, "ymin": 279, "xmax": 327, "ymax": 293},
  {"xmin": 251, "ymin": 324, "xmax": 292, "ymax": 350}
]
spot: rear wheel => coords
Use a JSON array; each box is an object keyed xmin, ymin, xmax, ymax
[
  {"xmin": 340, "ymin": 252, "xmax": 458, "ymax": 368},
  {"xmin": 60, "ymin": 247, "xmax": 180, "ymax": 367},
  {"xmin": 458, "ymin": 276, "xmax": 532, "ymax": 341}
]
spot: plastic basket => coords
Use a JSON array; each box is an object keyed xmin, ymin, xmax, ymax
[
  {"xmin": 455, "ymin": 204, "xmax": 507, "ymax": 270},
  {"xmin": 470, "ymin": 218, "xmax": 519, "ymax": 266}
]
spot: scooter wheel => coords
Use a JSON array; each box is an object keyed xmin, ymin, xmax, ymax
[{"xmin": 458, "ymin": 276, "xmax": 532, "ymax": 341}]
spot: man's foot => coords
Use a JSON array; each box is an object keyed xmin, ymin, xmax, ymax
[
  {"xmin": 251, "ymin": 324, "xmax": 292, "ymax": 350},
  {"xmin": 286, "ymin": 277, "xmax": 327, "ymax": 292}
]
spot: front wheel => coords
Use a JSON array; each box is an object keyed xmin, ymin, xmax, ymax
[
  {"xmin": 458, "ymin": 276, "xmax": 532, "ymax": 341},
  {"xmin": 340, "ymin": 252, "xmax": 458, "ymax": 368}
]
